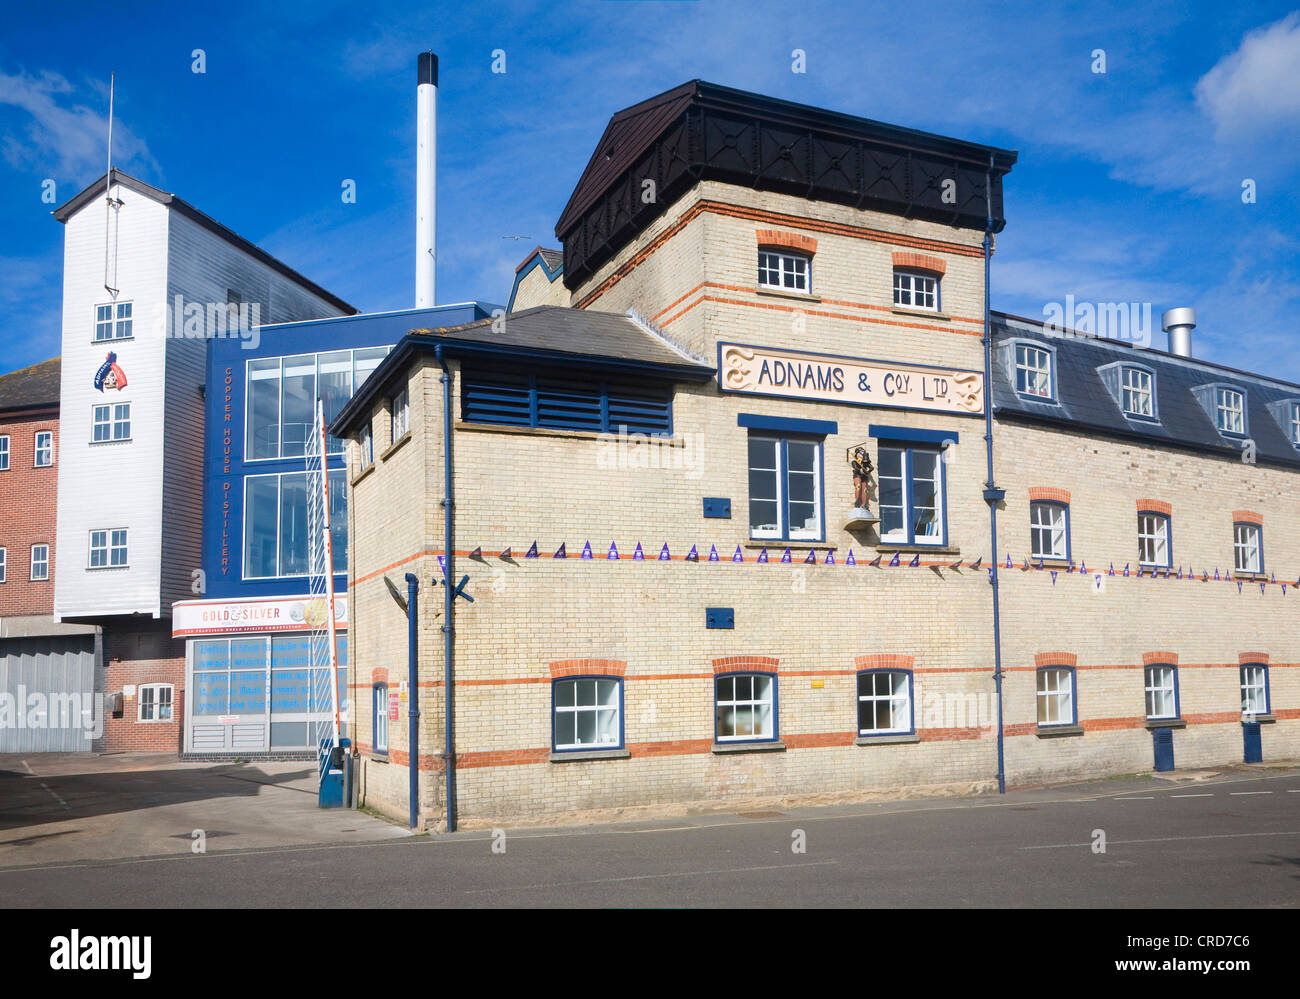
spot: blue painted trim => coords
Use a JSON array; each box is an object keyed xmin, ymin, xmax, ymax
[
  {"xmin": 1239, "ymin": 662, "xmax": 1271, "ymax": 715},
  {"xmin": 744, "ymin": 432, "xmax": 827, "ymax": 543},
  {"xmin": 855, "ymin": 668, "xmax": 917, "ymax": 736},
  {"xmin": 1136, "ymin": 510, "xmax": 1174, "ymax": 570},
  {"xmin": 1232, "ymin": 520, "xmax": 1265, "ymax": 575},
  {"xmin": 550, "ymin": 675, "xmax": 626, "ymax": 753},
  {"xmin": 713, "ymin": 670, "xmax": 780, "ymax": 744},
  {"xmin": 505, "ymin": 252, "xmax": 563, "ymax": 314},
  {"xmin": 1029, "ymin": 500, "xmax": 1071, "ymax": 563},
  {"xmin": 1143, "ymin": 662, "xmax": 1181, "ymax": 721},
  {"xmin": 705, "ymin": 607, "xmax": 735, "ymax": 629},
  {"xmin": 876, "ymin": 443, "xmax": 948, "ymax": 547},
  {"xmin": 1036, "ymin": 664, "xmax": 1079, "ymax": 726},
  {"xmin": 869, "ymin": 424, "xmax": 959, "ymax": 445},
  {"xmin": 738, "ymin": 413, "xmax": 838, "ymax": 435},
  {"xmin": 372, "ymin": 682, "xmax": 388, "ymax": 754}
]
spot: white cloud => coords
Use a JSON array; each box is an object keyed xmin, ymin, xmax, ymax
[{"xmin": 1196, "ymin": 12, "xmax": 1300, "ymax": 141}]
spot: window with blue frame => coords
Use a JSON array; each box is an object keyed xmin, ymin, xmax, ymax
[
  {"xmin": 1240, "ymin": 663, "xmax": 1269, "ymax": 717},
  {"xmin": 244, "ymin": 468, "xmax": 347, "ymax": 578},
  {"xmin": 1137, "ymin": 511, "xmax": 1171, "ymax": 569},
  {"xmin": 373, "ymin": 683, "xmax": 389, "ymax": 754},
  {"xmin": 552, "ymin": 677, "xmax": 622, "ymax": 751},
  {"xmin": 714, "ymin": 672, "xmax": 777, "ymax": 742},
  {"xmin": 1030, "ymin": 501, "xmax": 1069, "ymax": 561},
  {"xmin": 857, "ymin": 671, "xmax": 913, "ymax": 735},
  {"xmin": 1144, "ymin": 664, "xmax": 1179, "ymax": 720},
  {"xmin": 461, "ymin": 366, "xmax": 672, "ymax": 436},
  {"xmin": 1036, "ymin": 667, "xmax": 1076, "ymax": 726},
  {"xmin": 747, "ymin": 435, "xmax": 822, "ymax": 541},
  {"xmin": 878, "ymin": 445, "xmax": 946, "ymax": 546},
  {"xmin": 1233, "ymin": 522, "xmax": 1263, "ymax": 575}
]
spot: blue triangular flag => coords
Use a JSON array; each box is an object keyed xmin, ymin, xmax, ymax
[
  {"xmin": 1214, "ymin": 568, "xmax": 1220, "ymax": 580},
  {"xmin": 889, "ymin": 552, "xmax": 901, "ymax": 567},
  {"xmin": 758, "ymin": 547, "xmax": 769, "ymax": 563},
  {"xmin": 581, "ymin": 540, "xmax": 593, "ymax": 559},
  {"xmin": 686, "ymin": 545, "xmax": 699, "ymax": 562},
  {"xmin": 554, "ymin": 542, "xmax": 567, "ymax": 558},
  {"xmin": 1108, "ymin": 562, "xmax": 1115, "ymax": 576},
  {"xmin": 1123, "ymin": 563, "xmax": 1130, "ymax": 577},
  {"xmin": 708, "ymin": 545, "xmax": 719, "ymax": 562},
  {"xmin": 1237, "ymin": 580, "xmax": 1243, "ymax": 594},
  {"xmin": 987, "ymin": 567, "xmax": 994, "ymax": 582},
  {"xmin": 1079, "ymin": 561, "xmax": 1086, "ymax": 574},
  {"xmin": 658, "ymin": 543, "xmax": 670, "ymax": 561},
  {"xmin": 1068, "ymin": 560, "xmax": 1076, "ymax": 573},
  {"xmin": 633, "ymin": 542, "xmax": 645, "ymax": 560},
  {"xmin": 781, "ymin": 548, "xmax": 792, "ymax": 563},
  {"xmin": 1177, "ymin": 566, "xmax": 1182, "ymax": 579},
  {"xmin": 1271, "ymin": 572, "xmax": 1276, "ymax": 584},
  {"xmin": 1259, "ymin": 582, "xmax": 1266, "ymax": 594},
  {"xmin": 909, "ymin": 553, "xmax": 920, "ymax": 567},
  {"xmin": 804, "ymin": 549, "xmax": 816, "ymax": 564},
  {"xmin": 437, "ymin": 554, "xmax": 446, "ymax": 576},
  {"xmin": 1051, "ymin": 570, "xmax": 1058, "ymax": 586},
  {"xmin": 1283, "ymin": 584, "xmax": 1288, "ymax": 595},
  {"xmin": 732, "ymin": 546, "xmax": 744, "ymax": 563},
  {"xmin": 607, "ymin": 542, "xmax": 619, "ymax": 559},
  {"xmin": 1006, "ymin": 553, "xmax": 1013, "ymax": 569},
  {"xmin": 525, "ymin": 541, "xmax": 538, "ymax": 558},
  {"xmin": 845, "ymin": 549, "xmax": 856, "ymax": 566},
  {"xmin": 825, "ymin": 550, "xmax": 835, "ymax": 565}
]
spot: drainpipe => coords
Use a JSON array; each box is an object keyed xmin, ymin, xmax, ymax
[
  {"xmin": 435, "ymin": 345, "xmax": 457, "ymax": 832},
  {"xmin": 404, "ymin": 572, "xmax": 419, "ymax": 830},
  {"xmin": 981, "ymin": 152, "xmax": 1007, "ymax": 795}
]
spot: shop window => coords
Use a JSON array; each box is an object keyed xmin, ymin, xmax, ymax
[
  {"xmin": 373, "ymin": 683, "xmax": 389, "ymax": 754},
  {"xmin": 714, "ymin": 672, "xmax": 777, "ymax": 743},
  {"xmin": 1233, "ymin": 522, "xmax": 1262, "ymax": 575},
  {"xmin": 139, "ymin": 684, "xmax": 174, "ymax": 722},
  {"xmin": 892, "ymin": 270, "xmax": 938, "ymax": 310},
  {"xmin": 30, "ymin": 544, "xmax": 49, "ymax": 581},
  {"xmin": 857, "ymin": 670, "xmax": 913, "ymax": 735},
  {"xmin": 1137, "ymin": 512, "xmax": 1171, "ymax": 569},
  {"xmin": 552, "ymin": 677, "xmax": 622, "ymax": 751},
  {"xmin": 747, "ymin": 435, "xmax": 823, "ymax": 541},
  {"xmin": 1030, "ymin": 501, "xmax": 1069, "ymax": 560},
  {"xmin": 1144, "ymin": 665, "xmax": 1178, "ymax": 720},
  {"xmin": 758, "ymin": 250, "xmax": 810, "ymax": 293},
  {"xmin": 34, "ymin": 431, "xmax": 53, "ymax": 467},
  {"xmin": 1239, "ymin": 663, "xmax": 1269, "ymax": 717},
  {"xmin": 244, "ymin": 469, "xmax": 346, "ymax": 578},
  {"xmin": 878, "ymin": 445, "xmax": 946, "ymax": 546},
  {"xmin": 1036, "ymin": 667, "xmax": 1076, "ymax": 727}
]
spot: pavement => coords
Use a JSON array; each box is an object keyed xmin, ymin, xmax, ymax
[{"xmin": 0, "ymin": 754, "xmax": 1296, "ymax": 907}]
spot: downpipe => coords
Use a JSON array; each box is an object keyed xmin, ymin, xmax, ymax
[
  {"xmin": 436, "ymin": 346, "xmax": 457, "ymax": 832},
  {"xmin": 405, "ymin": 572, "xmax": 420, "ymax": 829}
]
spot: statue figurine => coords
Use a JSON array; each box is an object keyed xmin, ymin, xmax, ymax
[{"xmin": 851, "ymin": 446, "xmax": 873, "ymax": 509}]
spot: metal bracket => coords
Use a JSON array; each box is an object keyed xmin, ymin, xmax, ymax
[{"xmin": 439, "ymin": 574, "xmax": 475, "ymax": 603}]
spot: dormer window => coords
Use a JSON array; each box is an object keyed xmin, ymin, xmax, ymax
[
  {"xmin": 1122, "ymin": 366, "xmax": 1154, "ymax": 419},
  {"xmin": 1015, "ymin": 343, "xmax": 1053, "ymax": 399},
  {"xmin": 758, "ymin": 249, "xmax": 810, "ymax": 293},
  {"xmin": 1216, "ymin": 387, "xmax": 1244, "ymax": 435},
  {"xmin": 1291, "ymin": 402, "xmax": 1300, "ymax": 447}
]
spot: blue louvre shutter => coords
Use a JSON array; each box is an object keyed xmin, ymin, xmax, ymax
[
  {"xmin": 536, "ymin": 375, "xmax": 604, "ymax": 432},
  {"xmin": 606, "ymin": 379, "xmax": 672, "ymax": 435},
  {"xmin": 462, "ymin": 370, "xmax": 532, "ymax": 426},
  {"xmin": 461, "ymin": 366, "xmax": 673, "ymax": 434}
]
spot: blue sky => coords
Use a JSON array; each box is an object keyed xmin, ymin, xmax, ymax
[{"xmin": 2, "ymin": 1, "xmax": 1298, "ymax": 378}]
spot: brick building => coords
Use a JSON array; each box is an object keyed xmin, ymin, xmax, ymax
[{"xmin": 330, "ymin": 81, "xmax": 1298, "ymax": 830}]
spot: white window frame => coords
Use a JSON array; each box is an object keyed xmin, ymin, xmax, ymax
[
  {"xmin": 1121, "ymin": 366, "xmax": 1155, "ymax": 419},
  {"xmin": 552, "ymin": 676, "xmax": 622, "ymax": 751},
  {"xmin": 89, "ymin": 528, "xmax": 128, "ymax": 569},
  {"xmin": 1289, "ymin": 402, "xmax": 1300, "ymax": 447},
  {"xmin": 757, "ymin": 250, "xmax": 810, "ymax": 293},
  {"xmin": 1144, "ymin": 665, "xmax": 1177, "ymax": 720},
  {"xmin": 892, "ymin": 270, "xmax": 938, "ymax": 311},
  {"xmin": 358, "ymin": 423, "xmax": 373, "ymax": 468},
  {"xmin": 1215, "ymin": 387, "xmax": 1245, "ymax": 435},
  {"xmin": 747, "ymin": 434, "xmax": 823, "ymax": 542},
  {"xmin": 391, "ymin": 386, "xmax": 409, "ymax": 441},
  {"xmin": 0, "ymin": 435, "xmax": 9, "ymax": 471},
  {"xmin": 34, "ymin": 431, "xmax": 53, "ymax": 467},
  {"xmin": 857, "ymin": 671, "xmax": 913, "ymax": 735},
  {"xmin": 94, "ymin": 301, "xmax": 133, "ymax": 341},
  {"xmin": 1014, "ymin": 344, "xmax": 1053, "ymax": 399},
  {"xmin": 30, "ymin": 544, "xmax": 49, "ymax": 581},
  {"xmin": 1036, "ymin": 667, "xmax": 1075, "ymax": 727},
  {"xmin": 373, "ymin": 683, "xmax": 389, "ymax": 754},
  {"xmin": 714, "ymin": 672, "xmax": 777, "ymax": 743},
  {"xmin": 1137, "ymin": 512, "xmax": 1171, "ymax": 568},
  {"xmin": 1029, "ymin": 501, "xmax": 1068, "ymax": 560},
  {"xmin": 139, "ymin": 683, "xmax": 174, "ymax": 723},
  {"xmin": 1233, "ymin": 522, "xmax": 1262, "ymax": 574},
  {"xmin": 0, "ymin": 547, "xmax": 6, "ymax": 583},
  {"xmin": 91, "ymin": 402, "xmax": 131, "ymax": 442},
  {"xmin": 1240, "ymin": 665, "xmax": 1269, "ymax": 717}
]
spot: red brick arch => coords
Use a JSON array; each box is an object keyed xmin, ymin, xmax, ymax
[
  {"xmin": 1238, "ymin": 652, "xmax": 1269, "ymax": 665},
  {"xmin": 712, "ymin": 655, "xmax": 780, "ymax": 675},
  {"xmin": 755, "ymin": 229, "xmax": 818, "ymax": 255},
  {"xmin": 854, "ymin": 654, "xmax": 916, "ymax": 671},
  {"xmin": 1029, "ymin": 487, "xmax": 1071, "ymax": 505},
  {"xmin": 548, "ymin": 659, "xmax": 627, "ymax": 678},
  {"xmin": 1141, "ymin": 651, "xmax": 1178, "ymax": 666},
  {"xmin": 371, "ymin": 667, "xmax": 389, "ymax": 684},
  {"xmin": 1232, "ymin": 510, "xmax": 1263, "ymax": 525},
  {"xmin": 1137, "ymin": 498, "xmax": 1172, "ymax": 515},
  {"xmin": 892, "ymin": 251, "xmax": 946, "ymax": 275},
  {"xmin": 1034, "ymin": 652, "xmax": 1077, "ymax": 669}
]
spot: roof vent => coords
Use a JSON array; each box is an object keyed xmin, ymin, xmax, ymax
[{"xmin": 1161, "ymin": 307, "xmax": 1195, "ymax": 358}]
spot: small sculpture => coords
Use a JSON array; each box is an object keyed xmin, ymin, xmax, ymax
[{"xmin": 851, "ymin": 446, "xmax": 874, "ymax": 509}]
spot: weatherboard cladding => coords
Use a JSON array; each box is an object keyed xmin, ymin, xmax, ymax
[{"xmin": 990, "ymin": 314, "xmax": 1300, "ymax": 468}]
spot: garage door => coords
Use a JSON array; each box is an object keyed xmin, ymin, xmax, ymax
[{"xmin": 0, "ymin": 636, "xmax": 97, "ymax": 752}]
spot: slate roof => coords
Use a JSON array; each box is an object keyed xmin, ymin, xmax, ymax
[
  {"xmin": 991, "ymin": 312, "xmax": 1300, "ymax": 469},
  {"xmin": 0, "ymin": 357, "xmax": 60, "ymax": 413}
]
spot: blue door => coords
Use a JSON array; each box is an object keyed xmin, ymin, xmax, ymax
[
  {"xmin": 1152, "ymin": 728, "xmax": 1174, "ymax": 772},
  {"xmin": 1243, "ymin": 722, "xmax": 1262, "ymax": 763}
]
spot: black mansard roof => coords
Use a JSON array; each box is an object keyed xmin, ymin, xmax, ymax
[
  {"xmin": 991, "ymin": 312, "xmax": 1300, "ymax": 470},
  {"xmin": 557, "ymin": 80, "xmax": 1018, "ymax": 289}
]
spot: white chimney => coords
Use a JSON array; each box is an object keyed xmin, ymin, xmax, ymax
[
  {"xmin": 416, "ymin": 52, "xmax": 438, "ymax": 308},
  {"xmin": 1161, "ymin": 307, "xmax": 1195, "ymax": 358}
]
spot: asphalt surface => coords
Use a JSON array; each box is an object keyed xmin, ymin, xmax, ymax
[{"xmin": 1, "ymin": 761, "xmax": 1296, "ymax": 907}]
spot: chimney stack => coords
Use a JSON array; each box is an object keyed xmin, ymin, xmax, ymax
[
  {"xmin": 416, "ymin": 52, "xmax": 438, "ymax": 308},
  {"xmin": 1162, "ymin": 307, "xmax": 1195, "ymax": 358}
]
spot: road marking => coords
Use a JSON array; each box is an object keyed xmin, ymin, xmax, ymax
[
  {"xmin": 1229, "ymin": 791, "xmax": 1272, "ymax": 796},
  {"xmin": 21, "ymin": 759, "xmax": 34, "ymax": 776},
  {"xmin": 1115, "ymin": 796, "xmax": 1155, "ymax": 800},
  {"xmin": 463, "ymin": 859, "xmax": 840, "ymax": 894},
  {"xmin": 39, "ymin": 783, "xmax": 68, "ymax": 809},
  {"xmin": 1170, "ymin": 793, "xmax": 1213, "ymax": 798},
  {"xmin": 1022, "ymin": 830, "xmax": 1300, "ymax": 850}
]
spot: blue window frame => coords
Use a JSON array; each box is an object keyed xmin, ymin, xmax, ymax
[
  {"xmin": 372, "ymin": 683, "xmax": 389, "ymax": 754},
  {"xmin": 462, "ymin": 366, "xmax": 673, "ymax": 436},
  {"xmin": 747, "ymin": 434, "xmax": 824, "ymax": 541},
  {"xmin": 1036, "ymin": 666, "xmax": 1076, "ymax": 727},
  {"xmin": 1137, "ymin": 511, "xmax": 1172, "ymax": 569},
  {"xmin": 856, "ymin": 670, "xmax": 914, "ymax": 735},
  {"xmin": 714, "ymin": 672, "xmax": 778, "ymax": 743},
  {"xmin": 877, "ymin": 444, "xmax": 947, "ymax": 546},
  {"xmin": 552, "ymin": 676, "xmax": 624, "ymax": 752},
  {"xmin": 1030, "ymin": 501, "xmax": 1070, "ymax": 561},
  {"xmin": 1144, "ymin": 664, "xmax": 1179, "ymax": 720},
  {"xmin": 1239, "ymin": 664, "xmax": 1270, "ymax": 717},
  {"xmin": 1233, "ymin": 521, "xmax": 1263, "ymax": 575}
]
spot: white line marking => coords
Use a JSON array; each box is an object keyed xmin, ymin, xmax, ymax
[
  {"xmin": 1115, "ymin": 796, "xmax": 1155, "ymax": 800},
  {"xmin": 1230, "ymin": 791, "xmax": 1272, "ymax": 796},
  {"xmin": 1022, "ymin": 830, "xmax": 1300, "ymax": 850},
  {"xmin": 463, "ymin": 859, "xmax": 840, "ymax": 894},
  {"xmin": 1170, "ymin": 793, "xmax": 1213, "ymax": 798},
  {"xmin": 38, "ymin": 783, "xmax": 68, "ymax": 809},
  {"xmin": 21, "ymin": 759, "xmax": 33, "ymax": 775}
]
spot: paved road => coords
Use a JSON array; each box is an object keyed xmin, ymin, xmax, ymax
[{"xmin": 1, "ymin": 764, "xmax": 1296, "ymax": 907}]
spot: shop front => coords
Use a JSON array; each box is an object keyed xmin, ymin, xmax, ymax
[{"xmin": 173, "ymin": 596, "xmax": 348, "ymax": 754}]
